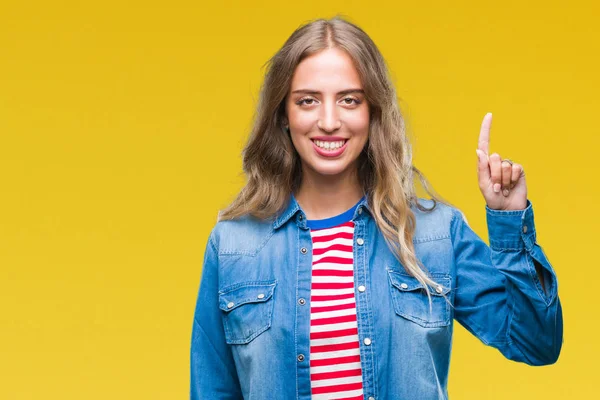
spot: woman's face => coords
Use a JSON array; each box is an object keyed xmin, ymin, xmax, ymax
[{"xmin": 285, "ymin": 47, "xmax": 370, "ymax": 178}]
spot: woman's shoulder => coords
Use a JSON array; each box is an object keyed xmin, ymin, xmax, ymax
[
  {"xmin": 411, "ymin": 197, "xmax": 460, "ymax": 220},
  {"xmin": 208, "ymin": 213, "xmax": 276, "ymax": 256},
  {"xmin": 411, "ymin": 197, "xmax": 464, "ymax": 241}
]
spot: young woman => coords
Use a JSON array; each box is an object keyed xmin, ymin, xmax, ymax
[{"xmin": 190, "ymin": 16, "xmax": 562, "ymax": 400}]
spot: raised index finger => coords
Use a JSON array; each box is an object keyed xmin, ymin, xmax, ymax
[{"xmin": 478, "ymin": 112, "xmax": 492, "ymax": 155}]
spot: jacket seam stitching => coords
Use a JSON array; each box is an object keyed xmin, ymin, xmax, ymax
[{"xmin": 218, "ymin": 229, "xmax": 275, "ymax": 256}]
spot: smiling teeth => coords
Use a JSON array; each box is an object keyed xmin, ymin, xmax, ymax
[{"xmin": 314, "ymin": 140, "xmax": 345, "ymax": 150}]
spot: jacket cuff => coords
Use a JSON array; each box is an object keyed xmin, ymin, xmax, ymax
[
  {"xmin": 486, "ymin": 199, "xmax": 536, "ymax": 251},
  {"xmin": 486, "ymin": 199, "xmax": 558, "ymax": 305}
]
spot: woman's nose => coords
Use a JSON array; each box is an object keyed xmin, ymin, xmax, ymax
[{"xmin": 317, "ymin": 101, "xmax": 342, "ymax": 132}]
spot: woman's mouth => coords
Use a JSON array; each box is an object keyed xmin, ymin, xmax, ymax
[{"xmin": 311, "ymin": 139, "xmax": 348, "ymax": 158}]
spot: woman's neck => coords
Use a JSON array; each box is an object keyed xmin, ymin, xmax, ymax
[{"xmin": 294, "ymin": 166, "xmax": 364, "ymax": 220}]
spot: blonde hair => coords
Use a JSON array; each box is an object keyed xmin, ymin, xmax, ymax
[{"xmin": 219, "ymin": 15, "xmax": 454, "ymax": 301}]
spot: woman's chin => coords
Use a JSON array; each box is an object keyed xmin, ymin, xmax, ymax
[{"xmin": 306, "ymin": 161, "xmax": 353, "ymax": 177}]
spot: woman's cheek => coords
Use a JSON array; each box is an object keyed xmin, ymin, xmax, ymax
[
  {"xmin": 350, "ymin": 108, "xmax": 370, "ymax": 132},
  {"xmin": 292, "ymin": 115, "xmax": 315, "ymax": 134}
]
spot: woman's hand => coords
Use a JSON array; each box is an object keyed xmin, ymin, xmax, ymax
[{"xmin": 475, "ymin": 113, "xmax": 528, "ymax": 211}]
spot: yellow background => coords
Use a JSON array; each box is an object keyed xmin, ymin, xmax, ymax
[{"xmin": 1, "ymin": 0, "xmax": 597, "ymax": 398}]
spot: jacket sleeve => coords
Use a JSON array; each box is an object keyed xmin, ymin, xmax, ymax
[
  {"xmin": 190, "ymin": 229, "xmax": 243, "ymax": 399},
  {"xmin": 451, "ymin": 199, "xmax": 563, "ymax": 365}
]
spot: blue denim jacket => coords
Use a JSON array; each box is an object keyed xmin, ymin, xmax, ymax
[{"xmin": 190, "ymin": 195, "xmax": 563, "ymax": 399}]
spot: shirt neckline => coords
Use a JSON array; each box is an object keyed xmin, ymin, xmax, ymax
[{"xmin": 305, "ymin": 195, "xmax": 365, "ymax": 230}]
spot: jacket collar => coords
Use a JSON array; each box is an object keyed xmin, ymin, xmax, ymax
[{"xmin": 273, "ymin": 192, "xmax": 372, "ymax": 230}]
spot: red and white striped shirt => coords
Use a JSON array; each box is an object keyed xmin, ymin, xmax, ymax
[{"xmin": 309, "ymin": 220, "xmax": 364, "ymax": 400}]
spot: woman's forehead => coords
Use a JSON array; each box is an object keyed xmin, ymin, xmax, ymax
[{"xmin": 290, "ymin": 48, "xmax": 362, "ymax": 91}]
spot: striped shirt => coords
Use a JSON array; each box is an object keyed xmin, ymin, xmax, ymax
[{"xmin": 306, "ymin": 198, "xmax": 365, "ymax": 400}]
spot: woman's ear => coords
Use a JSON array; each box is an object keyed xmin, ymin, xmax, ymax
[{"xmin": 281, "ymin": 116, "xmax": 290, "ymax": 134}]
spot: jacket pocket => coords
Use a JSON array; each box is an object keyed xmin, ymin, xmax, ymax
[
  {"xmin": 218, "ymin": 280, "xmax": 277, "ymax": 344},
  {"xmin": 387, "ymin": 269, "xmax": 451, "ymax": 328}
]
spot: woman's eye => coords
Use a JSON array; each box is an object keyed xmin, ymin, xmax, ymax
[
  {"xmin": 343, "ymin": 97, "xmax": 360, "ymax": 105},
  {"xmin": 297, "ymin": 98, "xmax": 315, "ymax": 106}
]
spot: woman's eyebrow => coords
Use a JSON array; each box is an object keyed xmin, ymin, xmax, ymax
[{"xmin": 291, "ymin": 89, "xmax": 365, "ymax": 95}]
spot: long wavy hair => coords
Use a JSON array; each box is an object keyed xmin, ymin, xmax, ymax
[{"xmin": 218, "ymin": 15, "xmax": 454, "ymax": 300}]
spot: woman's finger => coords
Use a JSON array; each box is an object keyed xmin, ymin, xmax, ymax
[
  {"xmin": 510, "ymin": 163, "xmax": 523, "ymax": 189},
  {"xmin": 501, "ymin": 160, "xmax": 512, "ymax": 196},
  {"xmin": 475, "ymin": 149, "xmax": 490, "ymax": 189},
  {"xmin": 478, "ymin": 113, "xmax": 492, "ymax": 155},
  {"xmin": 489, "ymin": 153, "xmax": 502, "ymax": 193}
]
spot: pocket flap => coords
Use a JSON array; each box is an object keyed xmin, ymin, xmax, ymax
[
  {"xmin": 387, "ymin": 270, "xmax": 450, "ymax": 296},
  {"xmin": 218, "ymin": 281, "xmax": 277, "ymax": 312}
]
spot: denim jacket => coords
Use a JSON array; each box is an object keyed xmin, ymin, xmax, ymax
[{"xmin": 190, "ymin": 195, "xmax": 563, "ymax": 400}]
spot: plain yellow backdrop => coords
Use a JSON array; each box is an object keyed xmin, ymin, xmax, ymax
[{"xmin": 1, "ymin": 0, "xmax": 598, "ymax": 398}]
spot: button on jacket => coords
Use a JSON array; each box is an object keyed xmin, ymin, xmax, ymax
[{"xmin": 190, "ymin": 195, "xmax": 563, "ymax": 400}]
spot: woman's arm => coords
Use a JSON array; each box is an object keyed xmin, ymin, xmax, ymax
[
  {"xmin": 451, "ymin": 202, "xmax": 563, "ymax": 365},
  {"xmin": 190, "ymin": 230, "xmax": 243, "ymax": 399}
]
